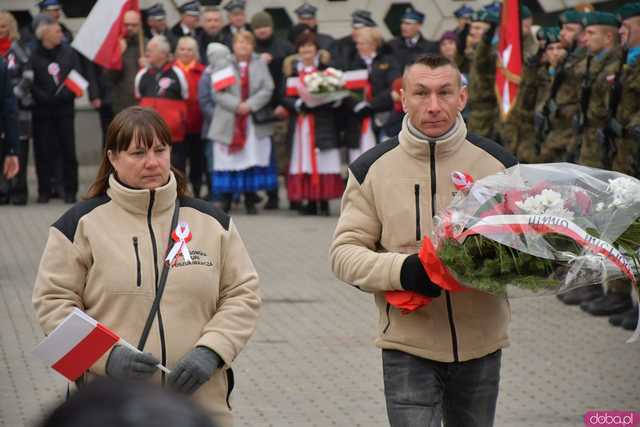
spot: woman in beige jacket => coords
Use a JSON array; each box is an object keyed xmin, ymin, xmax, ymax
[{"xmin": 33, "ymin": 106, "xmax": 261, "ymax": 427}]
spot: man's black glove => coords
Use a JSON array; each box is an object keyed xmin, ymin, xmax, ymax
[
  {"xmin": 167, "ymin": 346, "xmax": 222, "ymax": 395},
  {"xmin": 400, "ymin": 254, "xmax": 442, "ymax": 298},
  {"xmin": 106, "ymin": 345, "xmax": 159, "ymax": 380}
]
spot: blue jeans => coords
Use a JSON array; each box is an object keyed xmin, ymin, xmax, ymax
[{"xmin": 382, "ymin": 349, "xmax": 502, "ymax": 427}]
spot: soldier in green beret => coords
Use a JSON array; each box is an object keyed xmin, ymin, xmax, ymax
[
  {"xmin": 505, "ymin": 27, "xmax": 565, "ymax": 163},
  {"xmin": 571, "ymin": 12, "xmax": 624, "ymax": 167},
  {"xmin": 536, "ymin": 10, "xmax": 587, "ymax": 164},
  {"xmin": 466, "ymin": 11, "xmax": 500, "ymax": 139}
]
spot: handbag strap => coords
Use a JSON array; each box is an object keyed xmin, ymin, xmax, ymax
[{"xmin": 137, "ymin": 198, "xmax": 181, "ymax": 351}]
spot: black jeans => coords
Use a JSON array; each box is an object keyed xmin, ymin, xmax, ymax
[
  {"xmin": 32, "ymin": 114, "xmax": 78, "ymax": 197},
  {"xmin": 382, "ymin": 349, "xmax": 502, "ymax": 427}
]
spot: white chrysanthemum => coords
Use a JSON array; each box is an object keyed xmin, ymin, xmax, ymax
[
  {"xmin": 607, "ymin": 177, "xmax": 640, "ymax": 209},
  {"xmin": 515, "ymin": 189, "xmax": 575, "ymax": 220}
]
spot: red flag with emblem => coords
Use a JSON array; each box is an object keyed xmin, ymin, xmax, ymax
[{"xmin": 496, "ymin": 0, "xmax": 522, "ymax": 120}]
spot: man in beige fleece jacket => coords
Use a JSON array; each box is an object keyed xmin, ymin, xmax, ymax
[{"xmin": 330, "ymin": 54, "xmax": 517, "ymax": 427}]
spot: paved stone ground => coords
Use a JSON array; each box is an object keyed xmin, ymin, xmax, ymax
[{"xmin": 1, "ymin": 166, "xmax": 638, "ymax": 427}]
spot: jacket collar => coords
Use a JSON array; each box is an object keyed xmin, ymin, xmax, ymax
[
  {"xmin": 107, "ymin": 172, "xmax": 177, "ymax": 216},
  {"xmin": 398, "ymin": 113, "xmax": 467, "ymax": 161}
]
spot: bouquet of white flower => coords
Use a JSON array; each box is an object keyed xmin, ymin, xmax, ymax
[
  {"xmin": 298, "ymin": 67, "xmax": 351, "ymax": 108},
  {"xmin": 386, "ymin": 164, "xmax": 640, "ymax": 341}
]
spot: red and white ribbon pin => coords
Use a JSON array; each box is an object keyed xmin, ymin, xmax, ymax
[
  {"xmin": 166, "ymin": 222, "xmax": 192, "ymax": 265},
  {"xmin": 451, "ymin": 171, "xmax": 474, "ymax": 191}
]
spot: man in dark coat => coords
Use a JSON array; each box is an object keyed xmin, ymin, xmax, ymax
[
  {"xmin": 221, "ymin": 0, "xmax": 252, "ymax": 48},
  {"xmin": 170, "ymin": 0, "xmax": 202, "ymax": 40},
  {"xmin": 0, "ymin": 58, "xmax": 20, "ymax": 193},
  {"xmin": 388, "ymin": 7, "xmax": 439, "ymax": 71},
  {"xmin": 144, "ymin": 3, "xmax": 177, "ymax": 51},
  {"xmin": 37, "ymin": 0, "xmax": 73, "ymax": 43},
  {"xmin": 251, "ymin": 11, "xmax": 294, "ymax": 209},
  {"xmin": 333, "ymin": 10, "xmax": 376, "ymax": 69},
  {"xmin": 197, "ymin": 6, "xmax": 225, "ymax": 65},
  {"xmin": 292, "ymin": 3, "xmax": 335, "ymax": 54},
  {"xmin": 30, "ymin": 20, "xmax": 83, "ymax": 204}
]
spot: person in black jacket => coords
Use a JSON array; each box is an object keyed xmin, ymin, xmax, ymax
[
  {"xmin": 30, "ymin": 20, "xmax": 82, "ymax": 204},
  {"xmin": 388, "ymin": 7, "xmax": 439, "ymax": 72},
  {"xmin": 197, "ymin": 7, "xmax": 225, "ymax": 65},
  {"xmin": 341, "ymin": 26, "xmax": 400, "ymax": 161},
  {"xmin": 144, "ymin": 3, "xmax": 177, "ymax": 51},
  {"xmin": 37, "ymin": 0, "xmax": 73, "ymax": 44},
  {"xmin": 251, "ymin": 11, "xmax": 294, "ymax": 210},
  {"xmin": 292, "ymin": 3, "xmax": 335, "ymax": 54},
  {"xmin": 333, "ymin": 9, "xmax": 376, "ymax": 70},
  {"xmin": 0, "ymin": 58, "xmax": 20, "ymax": 187},
  {"xmin": 0, "ymin": 11, "xmax": 32, "ymax": 205},
  {"xmin": 221, "ymin": 0, "xmax": 252, "ymax": 49},
  {"xmin": 281, "ymin": 32, "xmax": 344, "ymax": 216},
  {"xmin": 170, "ymin": 1, "xmax": 202, "ymax": 40}
]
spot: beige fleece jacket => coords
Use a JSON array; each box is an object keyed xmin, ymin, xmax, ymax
[
  {"xmin": 33, "ymin": 173, "xmax": 261, "ymax": 427},
  {"xmin": 330, "ymin": 115, "xmax": 517, "ymax": 363}
]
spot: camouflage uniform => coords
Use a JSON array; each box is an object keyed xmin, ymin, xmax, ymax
[
  {"xmin": 537, "ymin": 47, "xmax": 587, "ymax": 162},
  {"xmin": 610, "ymin": 56, "xmax": 640, "ymax": 175},
  {"xmin": 467, "ymin": 37, "xmax": 499, "ymax": 139},
  {"xmin": 575, "ymin": 48, "xmax": 624, "ymax": 168}
]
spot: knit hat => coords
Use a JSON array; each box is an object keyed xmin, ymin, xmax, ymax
[{"xmin": 251, "ymin": 11, "xmax": 273, "ymax": 29}]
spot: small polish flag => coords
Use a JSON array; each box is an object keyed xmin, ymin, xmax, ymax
[
  {"xmin": 63, "ymin": 70, "xmax": 89, "ymax": 98},
  {"xmin": 33, "ymin": 308, "xmax": 119, "ymax": 381},
  {"xmin": 343, "ymin": 69, "xmax": 369, "ymax": 90},
  {"xmin": 285, "ymin": 77, "xmax": 300, "ymax": 97},
  {"xmin": 211, "ymin": 66, "xmax": 237, "ymax": 91}
]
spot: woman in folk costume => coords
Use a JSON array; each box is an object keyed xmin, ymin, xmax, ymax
[
  {"xmin": 281, "ymin": 32, "xmax": 344, "ymax": 216},
  {"xmin": 206, "ymin": 30, "xmax": 277, "ymax": 214},
  {"xmin": 341, "ymin": 26, "xmax": 400, "ymax": 162}
]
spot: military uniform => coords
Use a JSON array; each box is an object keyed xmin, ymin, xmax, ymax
[
  {"xmin": 467, "ymin": 11, "xmax": 499, "ymax": 139},
  {"xmin": 574, "ymin": 13, "xmax": 624, "ymax": 168}
]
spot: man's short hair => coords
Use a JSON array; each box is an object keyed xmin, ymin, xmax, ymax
[
  {"xmin": 202, "ymin": 6, "xmax": 221, "ymax": 15},
  {"xmin": 404, "ymin": 54, "xmax": 463, "ymax": 87},
  {"xmin": 149, "ymin": 35, "xmax": 171, "ymax": 54}
]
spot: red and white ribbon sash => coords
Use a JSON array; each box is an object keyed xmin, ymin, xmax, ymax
[
  {"xmin": 459, "ymin": 214, "xmax": 636, "ymax": 284},
  {"xmin": 166, "ymin": 222, "xmax": 192, "ymax": 265},
  {"xmin": 212, "ymin": 66, "xmax": 236, "ymax": 91}
]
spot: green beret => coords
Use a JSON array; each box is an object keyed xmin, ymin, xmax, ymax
[
  {"xmin": 581, "ymin": 11, "xmax": 620, "ymax": 28},
  {"xmin": 537, "ymin": 26, "xmax": 561, "ymax": 44},
  {"xmin": 521, "ymin": 5, "xmax": 532, "ymax": 20},
  {"xmin": 617, "ymin": 3, "xmax": 640, "ymax": 21},
  {"xmin": 559, "ymin": 10, "xmax": 583, "ymax": 26},
  {"xmin": 471, "ymin": 10, "xmax": 499, "ymax": 25}
]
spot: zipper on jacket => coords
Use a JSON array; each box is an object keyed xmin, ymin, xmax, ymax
[
  {"xmin": 429, "ymin": 141, "xmax": 460, "ymax": 363},
  {"xmin": 415, "ymin": 184, "xmax": 421, "ymax": 241},
  {"xmin": 382, "ymin": 303, "xmax": 392, "ymax": 334},
  {"xmin": 133, "ymin": 237, "xmax": 141, "ymax": 288},
  {"xmin": 147, "ymin": 191, "xmax": 167, "ymax": 384}
]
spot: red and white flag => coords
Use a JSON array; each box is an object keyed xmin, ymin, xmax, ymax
[
  {"xmin": 32, "ymin": 308, "xmax": 119, "ymax": 381},
  {"xmin": 71, "ymin": 0, "xmax": 140, "ymax": 70},
  {"xmin": 63, "ymin": 69, "xmax": 88, "ymax": 97},
  {"xmin": 211, "ymin": 66, "xmax": 237, "ymax": 91},
  {"xmin": 496, "ymin": 0, "xmax": 522, "ymax": 119},
  {"xmin": 285, "ymin": 76, "xmax": 301, "ymax": 97},
  {"xmin": 343, "ymin": 69, "xmax": 369, "ymax": 90}
]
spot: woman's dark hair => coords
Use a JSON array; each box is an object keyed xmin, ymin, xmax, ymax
[
  {"xmin": 86, "ymin": 106, "xmax": 189, "ymax": 199},
  {"xmin": 294, "ymin": 31, "xmax": 319, "ymax": 52}
]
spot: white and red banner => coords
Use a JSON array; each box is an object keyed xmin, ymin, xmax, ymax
[
  {"xmin": 71, "ymin": 0, "xmax": 140, "ymax": 70},
  {"xmin": 63, "ymin": 69, "xmax": 88, "ymax": 97},
  {"xmin": 496, "ymin": 0, "xmax": 522, "ymax": 119},
  {"xmin": 343, "ymin": 69, "xmax": 369, "ymax": 90},
  {"xmin": 459, "ymin": 214, "xmax": 636, "ymax": 284},
  {"xmin": 32, "ymin": 308, "xmax": 119, "ymax": 381},
  {"xmin": 211, "ymin": 66, "xmax": 237, "ymax": 91}
]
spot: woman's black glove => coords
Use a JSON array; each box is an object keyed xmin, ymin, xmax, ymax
[
  {"xmin": 105, "ymin": 345, "xmax": 159, "ymax": 380},
  {"xmin": 167, "ymin": 346, "xmax": 222, "ymax": 395}
]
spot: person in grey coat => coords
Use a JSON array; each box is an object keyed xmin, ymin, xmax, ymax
[{"xmin": 206, "ymin": 31, "xmax": 276, "ymax": 214}]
